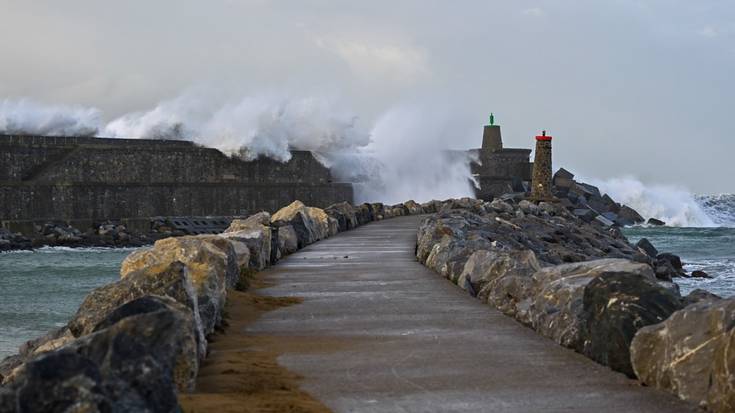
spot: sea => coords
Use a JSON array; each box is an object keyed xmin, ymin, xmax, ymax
[{"xmin": 1, "ymin": 192, "xmax": 734, "ymax": 360}]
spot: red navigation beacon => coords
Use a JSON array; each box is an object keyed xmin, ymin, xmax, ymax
[{"xmin": 536, "ymin": 130, "xmax": 553, "ymax": 141}]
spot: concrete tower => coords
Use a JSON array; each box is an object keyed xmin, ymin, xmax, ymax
[{"xmin": 530, "ymin": 130, "xmax": 554, "ymax": 201}]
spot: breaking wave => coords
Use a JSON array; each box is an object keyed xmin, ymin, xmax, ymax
[
  {"xmin": 0, "ymin": 99, "xmax": 101, "ymax": 137},
  {"xmin": 585, "ymin": 176, "xmax": 734, "ymax": 228},
  {"xmin": 696, "ymin": 194, "xmax": 735, "ymax": 227},
  {"xmin": 0, "ymin": 96, "xmax": 475, "ymax": 204}
]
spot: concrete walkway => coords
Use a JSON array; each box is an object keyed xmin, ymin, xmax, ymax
[{"xmin": 250, "ymin": 216, "xmax": 695, "ymax": 412}]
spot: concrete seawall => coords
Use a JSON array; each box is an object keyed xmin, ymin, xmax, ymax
[{"xmin": 0, "ymin": 135, "xmax": 353, "ymax": 234}]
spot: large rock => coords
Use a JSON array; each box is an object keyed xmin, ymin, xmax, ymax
[
  {"xmin": 616, "ymin": 205, "xmax": 645, "ymax": 226},
  {"xmin": 120, "ymin": 236, "xmax": 235, "ymax": 335},
  {"xmin": 223, "ymin": 212, "xmax": 273, "ymax": 270},
  {"xmin": 2, "ymin": 296, "xmax": 196, "ymax": 412},
  {"xmin": 353, "ymin": 203, "xmax": 375, "ymax": 225},
  {"xmin": 403, "ymin": 200, "xmax": 425, "ymax": 215},
  {"xmin": 276, "ymin": 224, "xmax": 299, "ymax": 256},
  {"xmin": 580, "ymin": 272, "xmax": 684, "ymax": 377},
  {"xmin": 67, "ymin": 261, "xmax": 206, "ymax": 358},
  {"xmin": 631, "ymin": 298, "xmax": 735, "ymax": 412},
  {"xmin": 471, "ymin": 250, "xmax": 541, "ymax": 320},
  {"xmin": 524, "ymin": 259, "xmax": 682, "ymax": 376},
  {"xmin": 271, "ymin": 201, "xmax": 330, "ymax": 247},
  {"xmin": 325, "ymin": 202, "xmax": 358, "ymax": 232}
]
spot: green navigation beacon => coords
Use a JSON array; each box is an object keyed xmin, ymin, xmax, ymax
[{"xmin": 489, "ymin": 113, "xmax": 495, "ymax": 126}]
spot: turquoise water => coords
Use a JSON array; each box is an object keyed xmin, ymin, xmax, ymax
[
  {"xmin": 0, "ymin": 247, "xmax": 133, "ymax": 359},
  {"xmin": 624, "ymin": 227, "xmax": 735, "ymax": 298}
]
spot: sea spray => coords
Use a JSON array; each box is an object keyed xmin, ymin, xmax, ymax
[
  {"xmin": 696, "ymin": 194, "xmax": 735, "ymax": 227},
  {"xmin": 104, "ymin": 93, "xmax": 370, "ymax": 162},
  {"xmin": 2, "ymin": 95, "xmax": 476, "ymax": 204},
  {"xmin": 0, "ymin": 99, "xmax": 102, "ymax": 137},
  {"xmin": 326, "ymin": 105, "xmax": 477, "ymax": 204},
  {"xmin": 583, "ymin": 176, "xmax": 716, "ymax": 227}
]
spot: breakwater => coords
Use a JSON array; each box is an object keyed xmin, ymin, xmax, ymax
[
  {"xmin": 416, "ymin": 198, "xmax": 734, "ymax": 412},
  {"xmin": 0, "ymin": 198, "xmax": 430, "ymax": 411}
]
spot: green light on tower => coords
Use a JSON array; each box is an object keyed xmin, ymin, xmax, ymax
[{"xmin": 489, "ymin": 113, "xmax": 495, "ymax": 126}]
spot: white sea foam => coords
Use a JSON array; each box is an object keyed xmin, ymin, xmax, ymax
[
  {"xmin": 2, "ymin": 94, "xmax": 475, "ymax": 204},
  {"xmin": 583, "ymin": 175, "xmax": 722, "ymax": 227},
  {"xmin": 0, "ymin": 99, "xmax": 101, "ymax": 137}
]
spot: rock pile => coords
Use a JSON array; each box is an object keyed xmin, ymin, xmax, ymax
[
  {"xmin": 415, "ymin": 200, "xmax": 693, "ymax": 377},
  {"xmin": 0, "ymin": 198, "xmax": 435, "ymax": 411},
  {"xmin": 0, "ymin": 229, "xmax": 30, "ymax": 252},
  {"xmin": 416, "ymin": 198, "xmax": 734, "ymax": 411},
  {"xmin": 551, "ymin": 168, "xmax": 649, "ymax": 227}
]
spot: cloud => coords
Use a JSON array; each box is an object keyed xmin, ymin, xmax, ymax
[
  {"xmin": 698, "ymin": 25, "xmax": 718, "ymax": 38},
  {"xmin": 522, "ymin": 7, "xmax": 544, "ymax": 17},
  {"xmin": 314, "ymin": 36, "xmax": 429, "ymax": 84}
]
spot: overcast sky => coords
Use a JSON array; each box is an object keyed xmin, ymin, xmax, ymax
[{"xmin": 1, "ymin": 0, "xmax": 733, "ymax": 193}]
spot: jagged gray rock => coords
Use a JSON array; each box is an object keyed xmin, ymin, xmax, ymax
[{"xmin": 631, "ymin": 298, "xmax": 735, "ymax": 412}]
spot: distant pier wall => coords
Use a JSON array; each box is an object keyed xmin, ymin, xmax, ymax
[{"xmin": 0, "ymin": 135, "xmax": 353, "ymax": 233}]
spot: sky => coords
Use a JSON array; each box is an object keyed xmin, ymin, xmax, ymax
[{"xmin": 1, "ymin": 0, "xmax": 733, "ymax": 193}]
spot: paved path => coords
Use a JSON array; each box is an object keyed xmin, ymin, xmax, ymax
[{"xmin": 250, "ymin": 216, "xmax": 695, "ymax": 412}]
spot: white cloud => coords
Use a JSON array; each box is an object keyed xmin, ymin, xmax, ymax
[
  {"xmin": 314, "ymin": 36, "xmax": 429, "ymax": 84},
  {"xmin": 698, "ymin": 25, "xmax": 718, "ymax": 38},
  {"xmin": 522, "ymin": 7, "xmax": 544, "ymax": 17}
]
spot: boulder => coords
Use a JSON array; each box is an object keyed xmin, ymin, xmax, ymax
[
  {"xmin": 655, "ymin": 253, "xmax": 685, "ymax": 278},
  {"xmin": 636, "ymin": 238, "xmax": 658, "ymax": 258},
  {"xmin": 631, "ymin": 298, "xmax": 735, "ymax": 412},
  {"xmin": 276, "ymin": 224, "xmax": 299, "ymax": 256},
  {"xmin": 489, "ymin": 199, "xmax": 514, "ymax": 214},
  {"xmin": 223, "ymin": 212, "xmax": 273, "ymax": 270},
  {"xmin": 3, "ymin": 296, "xmax": 196, "ymax": 412},
  {"xmin": 67, "ymin": 261, "xmax": 205, "ymax": 358},
  {"xmin": 573, "ymin": 182, "xmax": 601, "ymax": 199},
  {"xmin": 691, "ymin": 270, "xmax": 712, "ymax": 278},
  {"xmin": 616, "ymin": 205, "xmax": 645, "ymax": 226},
  {"xmin": 370, "ymin": 202, "xmax": 386, "ymax": 219},
  {"xmin": 647, "ymin": 218, "xmax": 666, "ymax": 226},
  {"xmin": 354, "ymin": 203, "xmax": 375, "ymax": 225},
  {"xmin": 683, "ymin": 288, "xmax": 721, "ymax": 306},
  {"xmin": 553, "ymin": 168, "xmax": 574, "ymax": 189},
  {"xmin": 580, "ymin": 272, "xmax": 684, "ymax": 377},
  {"xmin": 404, "ymin": 200, "xmax": 424, "ymax": 215},
  {"xmin": 325, "ymin": 202, "xmax": 358, "ymax": 232},
  {"xmin": 470, "ymin": 250, "xmax": 542, "ymax": 320},
  {"xmin": 120, "ymin": 236, "xmax": 234, "ymax": 335},
  {"xmin": 0, "ymin": 328, "xmax": 75, "ymax": 384},
  {"xmin": 573, "ymin": 208, "xmax": 597, "ymax": 223},
  {"xmin": 594, "ymin": 214, "xmax": 615, "ymax": 227},
  {"xmin": 271, "ymin": 201, "xmax": 330, "ymax": 247},
  {"xmin": 525, "ymin": 259, "xmax": 683, "ymax": 376}
]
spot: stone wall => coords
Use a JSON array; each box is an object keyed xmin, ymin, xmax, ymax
[{"xmin": 0, "ymin": 135, "xmax": 353, "ymax": 232}]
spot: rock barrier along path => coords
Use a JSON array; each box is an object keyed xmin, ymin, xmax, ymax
[{"xmin": 247, "ymin": 215, "xmax": 696, "ymax": 412}]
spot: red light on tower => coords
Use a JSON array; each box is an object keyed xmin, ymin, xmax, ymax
[{"xmin": 536, "ymin": 130, "xmax": 553, "ymax": 141}]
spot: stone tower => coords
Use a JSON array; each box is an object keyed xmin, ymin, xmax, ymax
[
  {"xmin": 530, "ymin": 130, "xmax": 554, "ymax": 201},
  {"xmin": 482, "ymin": 124, "xmax": 503, "ymax": 152}
]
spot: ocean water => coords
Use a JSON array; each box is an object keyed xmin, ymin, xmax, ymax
[
  {"xmin": 0, "ymin": 247, "xmax": 133, "ymax": 359},
  {"xmin": 623, "ymin": 227, "xmax": 735, "ymax": 298}
]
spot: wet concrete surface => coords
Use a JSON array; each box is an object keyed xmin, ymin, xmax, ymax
[{"xmin": 250, "ymin": 215, "xmax": 697, "ymax": 412}]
